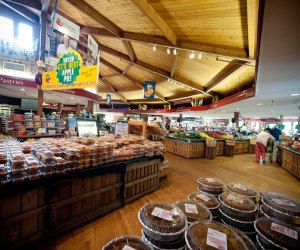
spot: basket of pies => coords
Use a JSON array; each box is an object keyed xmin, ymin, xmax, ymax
[
  {"xmin": 226, "ymin": 182, "xmax": 258, "ymax": 200},
  {"xmin": 197, "ymin": 177, "xmax": 224, "ymax": 196},
  {"xmin": 254, "ymin": 217, "xmax": 300, "ymax": 250},
  {"xmin": 185, "ymin": 220, "xmax": 249, "ymax": 250},
  {"xmin": 260, "ymin": 192, "xmax": 300, "ymax": 226},
  {"xmin": 188, "ymin": 191, "xmax": 220, "ymax": 219},
  {"xmin": 173, "ymin": 200, "xmax": 212, "ymax": 223},
  {"xmin": 102, "ymin": 235, "xmax": 153, "ymax": 250},
  {"xmin": 219, "ymin": 193, "xmax": 257, "ymax": 232},
  {"xmin": 138, "ymin": 202, "xmax": 187, "ymax": 242}
]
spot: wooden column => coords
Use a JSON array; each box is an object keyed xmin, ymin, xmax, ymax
[
  {"xmin": 87, "ymin": 100, "xmax": 93, "ymax": 114},
  {"xmin": 76, "ymin": 104, "xmax": 81, "ymax": 115},
  {"xmin": 234, "ymin": 112, "xmax": 240, "ymax": 128}
]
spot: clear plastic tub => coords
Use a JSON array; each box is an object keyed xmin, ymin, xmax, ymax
[
  {"xmin": 102, "ymin": 235, "xmax": 152, "ymax": 250},
  {"xmin": 41, "ymin": 153, "xmax": 55, "ymax": 163},
  {"xmin": 197, "ymin": 177, "xmax": 224, "ymax": 196}
]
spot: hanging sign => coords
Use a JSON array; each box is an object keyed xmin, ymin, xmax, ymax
[
  {"xmin": 88, "ymin": 35, "xmax": 99, "ymax": 61},
  {"xmin": 42, "ymin": 50, "xmax": 98, "ymax": 90},
  {"xmin": 144, "ymin": 81, "xmax": 156, "ymax": 99},
  {"xmin": 106, "ymin": 93, "xmax": 112, "ymax": 108}
]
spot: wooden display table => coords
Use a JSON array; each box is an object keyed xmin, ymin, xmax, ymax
[
  {"xmin": 0, "ymin": 156, "xmax": 162, "ymax": 249},
  {"xmin": 281, "ymin": 147, "xmax": 300, "ymax": 179},
  {"xmin": 234, "ymin": 140, "xmax": 250, "ymax": 154}
]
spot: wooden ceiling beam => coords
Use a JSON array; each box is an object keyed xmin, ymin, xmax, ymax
[
  {"xmin": 5, "ymin": 0, "xmax": 41, "ymax": 10},
  {"xmin": 65, "ymin": 0, "xmax": 122, "ymax": 37},
  {"xmin": 130, "ymin": 0, "xmax": 177, "ymax": 45},
  {"xmin": 101, "ymin": 73, "xmax": 119, "ymax": 79},
  {"xmin": 122, "ymin": 64, "xmax": 133, "ymax": 75},
  {"xmin": 170, "ymin": 54, "xmax": 178, "ymax": 78},
  {"xmin": 165, "ymin": 91, "xmax": 199, "ymax": 101},
  {"xmin": 99, "ymin": 77, "xmax": 130, "ymax": 106},
  {"xmin": 206, "ymin": 60, "xmax": 246, "ymax": 92},
  {"xmin": 247, "ymin": 0, "xmax": 259, "ymax": 59},
  {"xmin": 80, "ymin": 26, "xmax": 116, "ymax": 37},
  {"xmin": 128, "ymin": 98, "xmax": 162, "ymax": 103},
  {"xmin": 121, "ymin": 40, "xmax": 136, "ymax": 62},
  {"xmin": 1, "ymin": 0, "xmax": 39, "ymax": 23}
]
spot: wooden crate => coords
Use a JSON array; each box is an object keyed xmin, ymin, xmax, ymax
[
  {"xmin": 124, "ymin": 159, "xmax": 161, "ymax": 204},
  {"xmin": 0, "ymin": 187, "xmax": 46, "ymax": 248},
  {"xmin": 216, "ymin": 141, "xmax": 225, "ymax": 156},
  {"xmin": 282, "ymin": 149, "xmax": 300, "ymax": 179},
  {"xmin": 234, "ymin": 141, "xmax": 250, "ymax": 154},
  {"xmin": 165, "ymin": 138, "xmax": 205, "ymax": 158},
  {"xmin": 49, "ymin": 173, "xmax": 122, "ymax": 232},
  {"xmin": 248, "ymin": 144, "xmax": 255, "ymax": 154}
]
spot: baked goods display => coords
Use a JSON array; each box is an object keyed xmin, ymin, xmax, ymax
[
  {"xmin": 138, "ymin": 202, "xmax": 187, "ymax": 244},
  {"xmin": 188, "ymin": 191, "xmax": 220, "ymax": 219},
  {"xmin": 185, "ymin": 220, "xmax": 248, "ymax": 249},
  {"xmin": 260, "ymin": 192, "xmax": 300, "ymax": 225},
  {"xmin": 102, "ymin": 235, "xmax": 153, "ymax": 250},
  {"xmin": 0, "ymin": 135, "xmax": 165, "ymax": 184},
  {"xmin": 219, "ymin": 192, "xmax": 257, "ymax": 232},
  {"xmin": 226, "ymin": 182, "xmax": 258, "ymax": 200},
  {"xmin": 197, "ymin": 177, "xmax": 224, "ymax": 196},
  {"xmin": 254, "ymin": 217, "xmax": 300, "ymax": 249},
  {"xmin": 174, "ymin": 200, "xmax": 212, "ymax": 223}
]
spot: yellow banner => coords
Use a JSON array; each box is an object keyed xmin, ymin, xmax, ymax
[{"xmin": 42, "ymin": 50, "xmax": 98, "ymax": 91}]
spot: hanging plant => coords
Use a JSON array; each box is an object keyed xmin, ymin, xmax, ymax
[{"xmin": 277, "ymin": 124, "xmax": 285, "ymax": 131}]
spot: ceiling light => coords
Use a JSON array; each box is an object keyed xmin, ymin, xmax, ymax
[
  {"xmin": 53, "ymin": 93, "xmax": 56, "ymax": 96},
  {"xmin": 173, "ymin": 48, "xmax": 177, "ymax": 55},
  {"xmin": 290, "ymin": 93, "xmax": 299, "ymax": 96},
  {"xmin": 20, "ymin": 88, "xmax": 25, "ymax": 91},
  {"xmin": 257, "ymin": 103, "xmax": 263, "ymax": 106},
  {"xmin": 166, "ymin": 47, "xmax": 171, "ymax": 54},
  {"xmin": 198, "ymin": 52, "xmax": 202, "ymax": 60},
  {"xmin": 70, "ymin": 96, "xmax": 74, "ymax": 99},
  {"xmin": 152, "ymin": 44, "xmax": 156, "ymax": 52},
  {"xmin": 235, "ymin": 107, "xmax": 239, "ymax": 110},
  {"xmin": 270, "ymin": 110, "xmax": 274, "ymax": 112},
  {"xmin": 189, "ymin": 51, "xmax": 195, "ymax": 59}
]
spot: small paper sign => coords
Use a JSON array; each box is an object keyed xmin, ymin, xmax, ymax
[
  {"xmin": 272, "ymin": 198, "xmax": 296, "ymax": 206},
  {"xmin": 197, "ymin": 193, "xmax": 211, "ymax": 202},
  {"xmin": 227, "ymin": 194, "xmax": 244, "ymax": 204},
  {"xmin": 151, "ymin": 207, "xmax": 173, "ymax": 221},
  {"xmin": 184, "ymin": 203, "xmax": 198, "ymax": 214},
  {"xmin": 271, "ymin": 222, "xmax": 298, "ymax": 240},
  {"xmin": 233, "ymin": 183, "xmax": 247, "ymax": 191},
  {"xmin": 206, "ymin": 228, "xmax": 227, "ymax": 250},
  {"xmin": 205, "ymin": 178, "xmax": 216, "ymax": 183}
]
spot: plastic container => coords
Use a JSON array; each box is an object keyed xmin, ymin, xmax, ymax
[
  {"xmin": 197, "ymin": 177, "xmax": 224, "ymax": 196},
  {"xmin": 254, "ymin": 217, "xmax": 300, "ymax": 250},
  {"xmin": 261, "ymin": 192, "xmax": 300, "ymax": 225},
  {"xmin": 188, "ymin": 191, "xmax": 220, "ymax": 218},
  {"xmin": 63, "ymin": 153, "xmax": 79, "ymax": 161},
  {"xmin": 185, "ymin": 220, "xmax": 248, "ymax": 250},
  {"xmin": 41, "ymin": 153, "xmax": 55, "ymax": 163},
  {"xmin": 173, "ymin": 200, "xmax": 212, "ymax": 223},
  {"xmin": 138, "ymin": 203, "xmax": 188, "ymax": 242},
  {"xmin": 102, "ymin": 235, "xmax": 153, "ymax": 250},
  {"xmin": 226, "ymin": 182, "xmax": 258, "ymax": 200}
]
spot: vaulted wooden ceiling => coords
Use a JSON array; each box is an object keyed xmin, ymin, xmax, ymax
[{"xmin": 55, "ymin": 0, "xmax": 259, "ymax": 105}]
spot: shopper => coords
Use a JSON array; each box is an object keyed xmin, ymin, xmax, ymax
[
  {"xmin": 256, "ymin": 129, "xmax": 275, "ymax": 163},
  {"xmin": 271, "ymin": 125, "xmax": 282, "ymax": 141}
]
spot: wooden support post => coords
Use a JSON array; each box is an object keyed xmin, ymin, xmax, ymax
[
  {"xmin": 87, "ymin": 100, "xmax": 93, "ymax": 114},
  {"xmin": 76, "ymin": 104, "xmax": 81, "ymax": 115},
  {"xmin": 234, "ymin": 112, "xmax": 240, "ymax": 128}
]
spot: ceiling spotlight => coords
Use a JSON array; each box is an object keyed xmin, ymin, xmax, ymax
[
  {"xmin": 53, "ymin": 93, "xmax": 56, "ymax": 96},
  {"xmin": 257, "ymin": 103, "xmax": 262, "ymax": 106},
  {"xmin": 166, "ymin": 47, "xmax": 171, "ymax": 54},
  {"xmin": 70, "ymin": 96, "xmax": 74, "ymax": 99},
  {"xmin": 152, "ymin": 44, "xmax": 157, "ymax": 52},
  {"xmin": 189, "ymin": 51, "xmax": 195, "ymax": 59},
  {"xmin": 290, "ymin": 93, "xmax": 299, "ymax": 96},
  {"xmin": 198, "ymin": 52, "xmax": 202, "ymax": 60},
  {"xmin": 20, "ymin": 88, "xmax": 25, "ymax": 91},
  {"xmin": 173, "ymin": 48, "xmax": 177, "ymax": 55}
]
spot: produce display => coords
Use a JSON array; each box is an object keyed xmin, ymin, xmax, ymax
[
  {"xmin": 280, "ymin": 139, "xmax": 300, "ymax": 153},
  {"xmin": 171, "ymin": 131, "xmax": 234, "ymax": 141},
  {"xmin": 0, "ymin": 135, "xmax": 165, "ymax": 184}
]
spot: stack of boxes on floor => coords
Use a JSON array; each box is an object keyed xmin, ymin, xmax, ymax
[{"xmin": 102, "ymin": 176, "xmax": 300, "ymax": 249}]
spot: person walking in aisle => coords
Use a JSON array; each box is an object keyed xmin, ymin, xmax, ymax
[{"xmin": 256, "ymin": 129, "xmax": 275, "ymax": 163}]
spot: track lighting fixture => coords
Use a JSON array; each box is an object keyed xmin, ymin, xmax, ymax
[
  {"xmin": 166, "ymin": 47, "xmax": 171, "ymax": 54},
  {"xmin": 152, "ymin": 44, "xmax": 157, "ymax": 52},
  {"xmin": 173, "ymin": 48, "xmax": 177, "ymax": 56},
  {"xmin": 189, "ymin": 51, "xmax": 195, "ymax": 59},
  {"xmin": 198, "ymin": 52, "xmax": 202, "ymax": 60}
]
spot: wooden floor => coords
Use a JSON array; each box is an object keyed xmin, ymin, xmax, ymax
[{"xmin": 41, "ymin": 153, "xmax": 300, "ymax": 250}]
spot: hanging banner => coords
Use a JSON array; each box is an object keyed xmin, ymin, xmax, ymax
[
  {"xmin": 42, "ymin": 50, "xmax": 98, "ymax": 90},
  {"xmin": 87, "ymin": 35, "xmax": 99, "ymax": 61},
  {"xmin": 144, "ymin": 81, "xmax": 156, "ymax": 99},
  {"xmin": 106, "ymin": 93, "xmax": 112, "ymax": 108},
  {"xmin": 46, "ymin": 13, "xmax": 80, "ymax": 65}
]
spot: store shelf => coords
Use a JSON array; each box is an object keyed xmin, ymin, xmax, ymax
[{"xmin": 16, "ymin": 134, "xmax": 64, "ymax": 139}]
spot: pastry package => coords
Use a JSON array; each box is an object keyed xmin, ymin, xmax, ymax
[
  {"xmin": 226, "ymin": 182, "xmax": 257, "ymax": 200},
  {"xmin": 102, "ymin": 235, "xmax": 152, "ymax": 250},
  {"xmin": 197, "ymin": 177, "xmax": 224, "ymax": 196}
]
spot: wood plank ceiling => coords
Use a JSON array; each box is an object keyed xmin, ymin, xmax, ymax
[{"xmin": 55, "ymin": 0, "xmax": 258, "ymax": 105}]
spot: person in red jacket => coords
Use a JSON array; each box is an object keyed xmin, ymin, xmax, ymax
[{"xmin": 256, "ymin": 129, "xmax": 275, "ymax": 163}]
